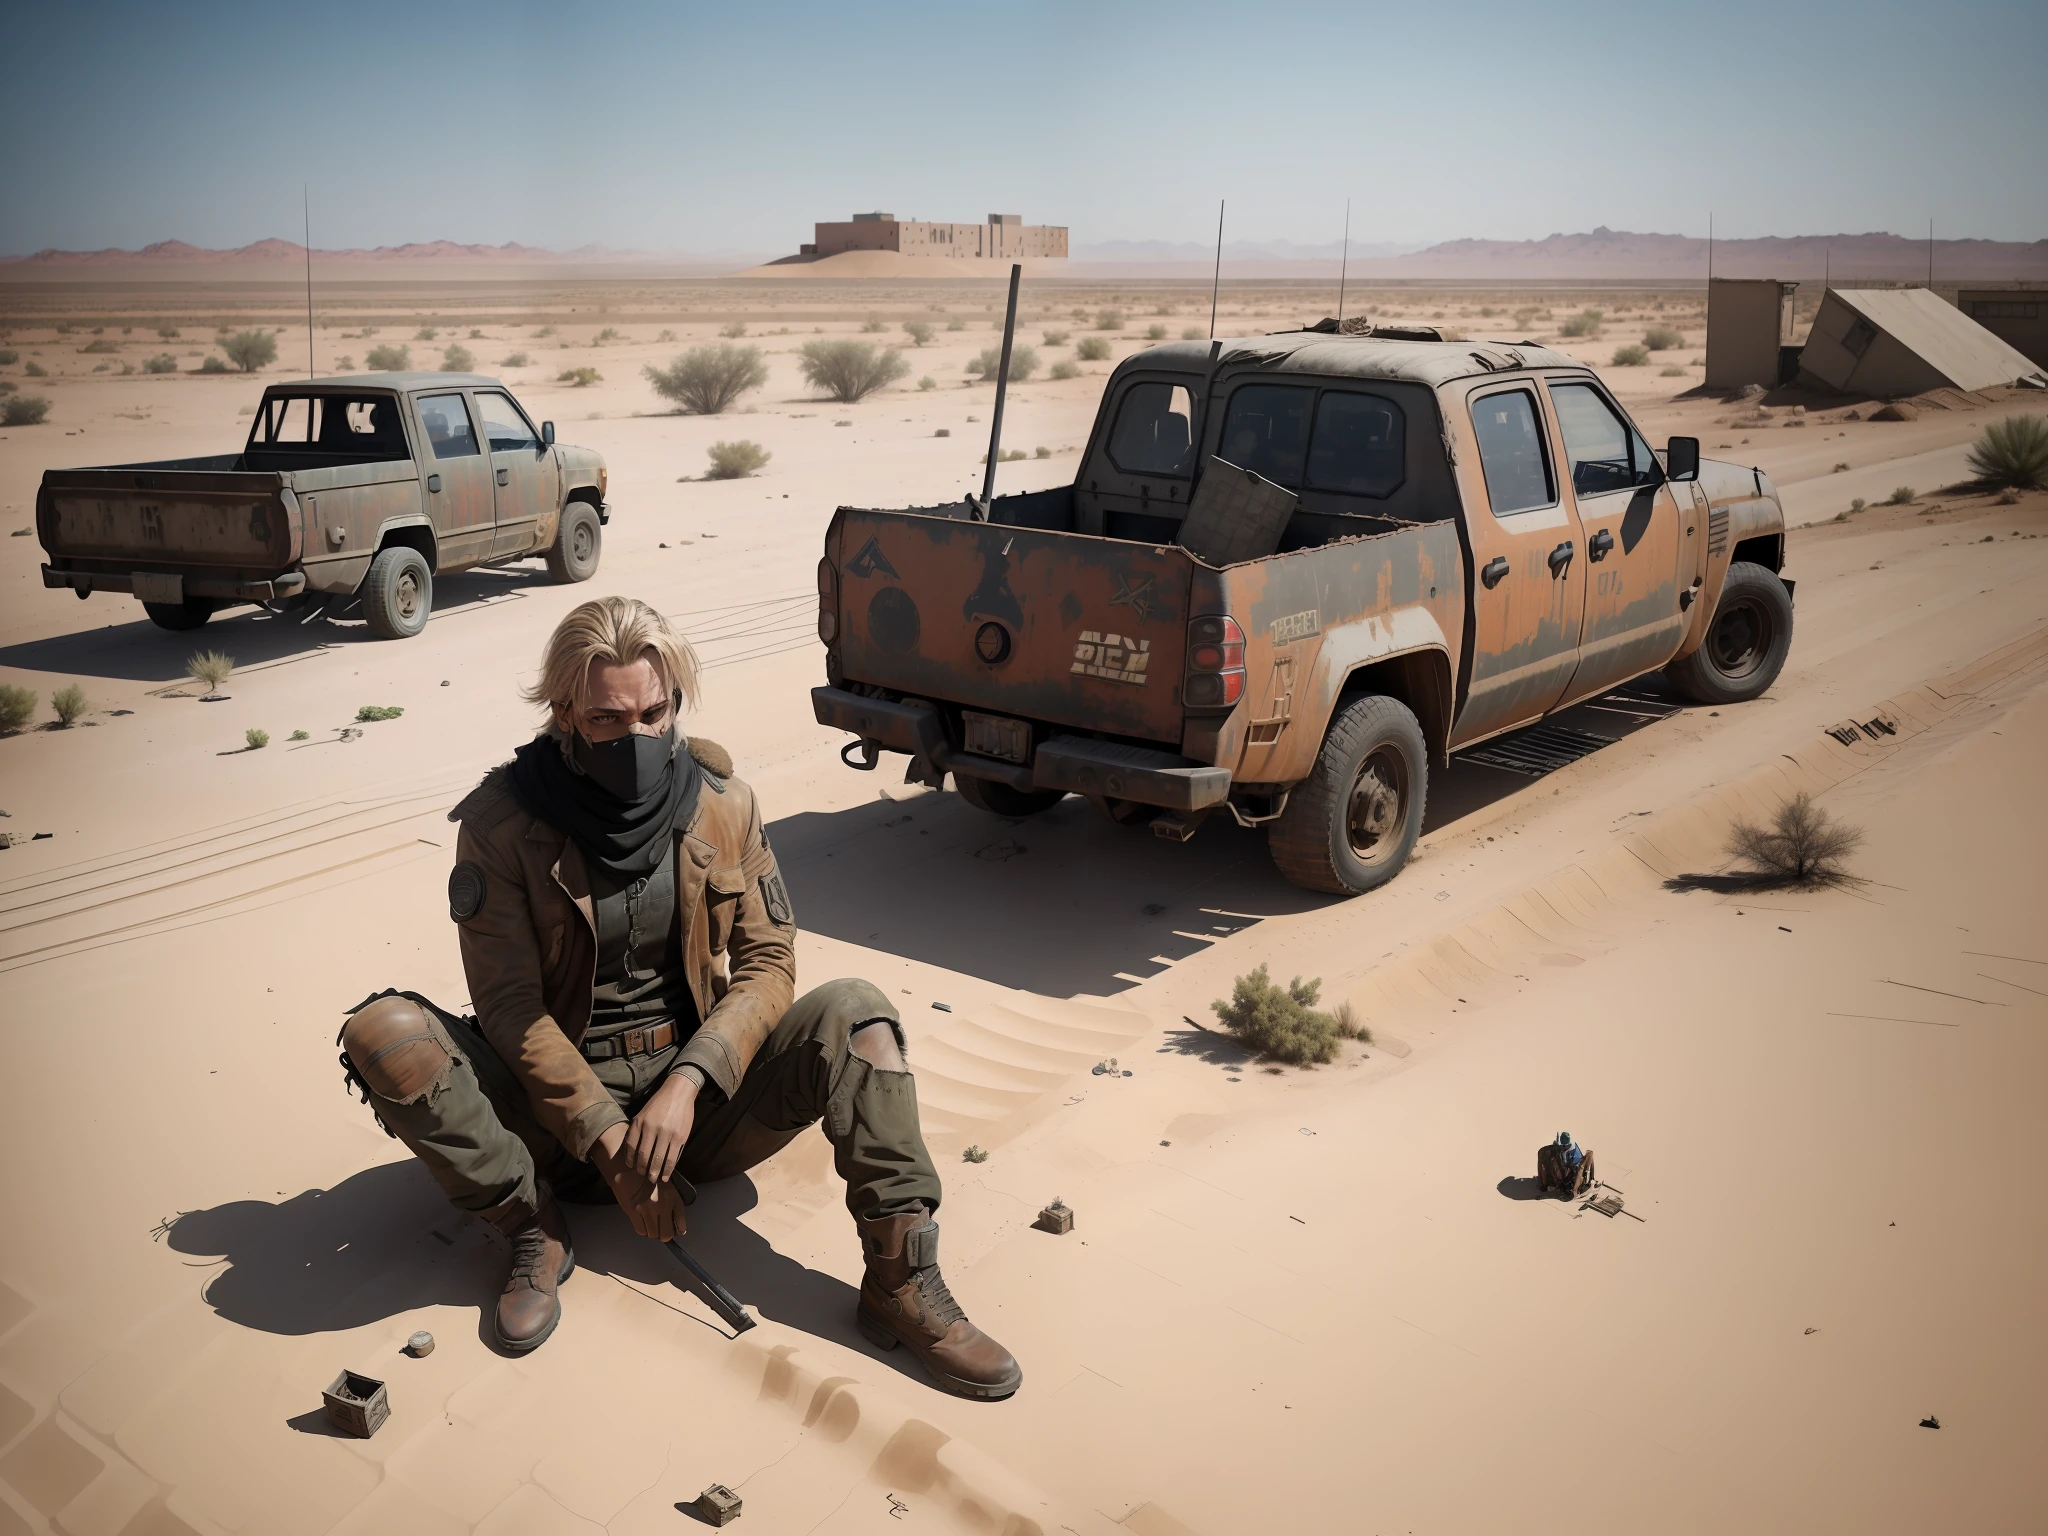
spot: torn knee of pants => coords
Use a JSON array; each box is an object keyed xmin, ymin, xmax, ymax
[
  {"xmin": 340, "ymin": 996, "xmax": 457, "ymax": 1106},
  {"xmin": 848, "ymin": 1016, "xmax": 909, "ymax": 1065}
]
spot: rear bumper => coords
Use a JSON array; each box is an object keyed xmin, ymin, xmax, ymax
[
  {"xmin": 43, "ymin": 566, "xmax": 307, "ymax": 602},
  {"xmin": 812, "ymin": 685, "xmax": 1231, "ymax": 811}
]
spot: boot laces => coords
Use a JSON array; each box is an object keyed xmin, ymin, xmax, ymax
[
  {"xmin": 509, "ymin": 1222, "xmax": 550, "ymax": 1285},
  {"xmin": 912, "ymin": 1263, "xmax": 965, "ymax": 1329}
]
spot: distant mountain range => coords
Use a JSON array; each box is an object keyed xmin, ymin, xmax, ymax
[{"xmin": 6, "ymin": 228, "xmax": 2043, "ymax": 281}]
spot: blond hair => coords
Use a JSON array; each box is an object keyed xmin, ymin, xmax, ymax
[{"xmin": 524, "ymin": 596, "xmax": 701, "ymax": 715}]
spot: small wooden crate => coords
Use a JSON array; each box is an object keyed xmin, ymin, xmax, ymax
[
  {"xmin": 693, "ymin": 1483, "xmax": 743, "ymax": 1526},
  {"xmin": 1033, "ymin": 1201, "xmax": 1074, "ymax": 1235},
  {"xmin": 322, "ymin": 1370, "xmax": 390, "ymax": 1438}
]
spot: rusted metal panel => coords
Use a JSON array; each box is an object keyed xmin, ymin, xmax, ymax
[
  {"xmin": 41, "ymin": 476, "xmax": 296, "ymax": 571},
  {"xmin": 1671, "ymin": 459, "xmax": 1780, "ymax": 660}
]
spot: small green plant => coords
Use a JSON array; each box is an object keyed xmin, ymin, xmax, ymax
[
  {"xmin": 593, "ymin": 327, "xmax": 624, "ymax": 345},
  {"xmin": 644, "ymin": 345, "xmax": 767, "ymax": 415},
  {"xmin": 945, "ymin": 316, "xmax": 965, "ymax": 332},
  {"xmin": 918, "ymin": 376, "xmax": 937, "ymax": 391},
  {"xmin": 799, "ymin": 340, "xmax": 908, "ymax": 403},
  {"xmin": 288, "ymin": 729, "xmax": 309, "ymax": 741},
  {"xmin": 415, "ymin": 326, "xmax": 439, "ymax": 341},
  {"xmin": 1034, "ymin": 445, "xmax": 1051, "ymax": 459},
  {"xmin": 440, "ymin": 343, "xmax": 474, "ymax": 372},
  {"xmin": 961, "ymin": 1145, "xmax": 989, "ymax": 1164},
  {"xmin": 500, "ymin": 351, "xmax": 530, "ymax": 368},
  {"xmin": 902, "ymin": 321, "xmax": 935, "ymax": 347},
  {"xmin": 220, "ymin": 330, "xmax": 278, "ymax": 372},
  {"xmin": 557, "ymin": 367, "xmax": 601, "ymax": 387},
  {"xmin": 1212, "ymin": 964, "xmax": 1340, "ymax": 1066},
  {"xmin": 719, "ymin": 320, "xmax": 748, "ymax": 339},
  {"xmin": 1094, "ymin": 309, "xmax": 1123, "ymax": 331},
  {"xmin": 1887, "ymin": 485, "xmax": 1916, "ymax": 505},
  {"xmin": 0, "ymin": 685, "xmax": 36, "ymax": 734},
  {"xmin": 1611, "ymin": 344, "xmax": 1650, "ymax": 366},
  {"xmin": 245, "ymin": 727, "xmax": 270, "ymax": 750},
  {"xmin": 1332, "ymin": 1000, "xmax": 1371, "ymax": 1042},
  {"xmin": 1042, "ymin": 329, "xmax": 1070, "ymax": 346},
  {"xmin": 187, "ymin": 650, "xmax": 234, "ymax": 694},
  {"xmin": 1076, "ymin": 336, "xmax": 1112, "ymax": 362},
  {"xmin": 1145, "ymin": 323, "xmax": 1168, "ymax": 340},
  {"xmin": 859, "ymin": 318, "xmax": 887, "ymax": 333},
  {"xmin": 1558, "ymin": 308, "xmax": 1604, "ymax": 338},
  {"xmin": 1965, "ymin": 415, "xmax": 2048, "ymax": 491},
  {"xmin": 1, "ymin": 396, "xmax": 50, "ymax": 426},
  {"xmin": 981, "ymin": 448, "xmax": 1027, "ymax": 464},
  {"xmin": 967, "ymin": 344, "xmax": 1039, "ymax": 383},
  {"xmin": 365, "ymin": 343, "xmax": 410, "ymax": 371},
  {"xmin": 1726, "ymin": 792, "xmax": 1862, "ymax": 887},
  {"xmin": 79, "ymin": 338, "xmax": 119, "ymax": 354},
  {"xmin": 1182, "ymin": 326, "xmax": 1206, "ymax": 340},
  {"xmin": 1661, "ymin": 366, "xmax": 1687, "ymax": 376},
  {"xmin": 356, "ymin": 704, "xmax": 404, "ymax": 722},
  {"xmin": 533, "ymin": 325, "xmax": 556, "ymax": 339},
  {"xmin": 142, "ymin": 353, "xmax": 178, "ymax": 373},
  {"xmin": 1643, "ymin": 325, "xmax": 1683, "ymax": 350},
  {"xmin": 25, "ymin": 360, "xmax": 49, "ymax": 377},
  {"xmin": 0, "ymin": 348, "xmax": 16, "ymax": 365},
  {"xmin": 156, "ymin": 327, "xmax": 180, "ymax": 340},
  {"xmin": 1050, "ymin": 360, "xmax": 1080, "ymax": 380},
  {"xmin": 705, "ymin": 439, "xmax": 771, "ymax": 479},
  {"xmin": 50, "ymin": 683, "xmax": 90, "ymax": 726}
]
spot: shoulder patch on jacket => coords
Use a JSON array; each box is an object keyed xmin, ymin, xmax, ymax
[
  {"xmin": 448, "ymin": 861, "xmax": 487, "ymax": 922},
  {"xmin": 760, "ymin": 866, "xmax": 795, "ymax": 928},
  {"xmin": 687, "ymin": 737, "xmax": 733, "ymax": 780},
  {"xmin": 448, "ymin": 764, "xmax": 516, "ymax": 825}
]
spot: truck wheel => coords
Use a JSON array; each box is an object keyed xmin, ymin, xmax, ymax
[
  {"xmin": 1664, "ymin": 560, "xmax": 1793, "ymax": 705},
  {"xmin": 143, "ymin": 598, "xmax": 214, "ymax": 632},
  {"xmin": 546, "ymin": 503, "xmax": 602, "ymax": 583},
  {"xmin": 1267, "ymin": 695, "xmax": 1427, "ymax": 896},
  {"xmin": 955, "ymin": 774, "xmax": 1065, "ymax": 818},
  {"xmin": 362, "ymin": 546, "xmax": 432, "ymax": 640}
]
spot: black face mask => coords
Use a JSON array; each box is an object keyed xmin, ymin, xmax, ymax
[{"xmin": 572, "ymin": 724, "xmax": 677, "ymax": 802}]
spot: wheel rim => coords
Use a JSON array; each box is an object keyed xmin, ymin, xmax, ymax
[
  {"xmin": 1345, "ymin": 746, "xmax": 1408, "ymax": 866},
  {"xmin": 1707, "ymin": 594, "xmax": 1773, "ymax": 679},
  {"xmin": 394, "ymin": 570, "xmax": 422, "ymax": 622},
  {"xmin": 571, "ymin": 520, "xmax": 595, "ymax": 564}
]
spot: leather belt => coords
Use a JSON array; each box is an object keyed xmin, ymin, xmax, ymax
[{"xmin": 581, "ymin": 1020, "xmax": 678, "ymax": 1061}]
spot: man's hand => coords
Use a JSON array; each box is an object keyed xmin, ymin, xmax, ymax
[
  {"xmin": 624, "ymin": 1072, "xmax": 698, "ymax": 1185},
  {"xmin": 592, "ymin": 1120, "xmax": 687, "ymax": 1242}
]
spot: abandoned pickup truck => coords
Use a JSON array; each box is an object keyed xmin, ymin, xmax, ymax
[
  {"xmin": 37, "ymin": 373, "xmax": 608, "ymax": 638},
  {"xmin": 812, "ymin": 330, "xmax": 1793, "ymax": 894}
]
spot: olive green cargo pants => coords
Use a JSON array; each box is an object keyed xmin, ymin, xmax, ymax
[{"xmin": 343, "ymin": 979, "xmax": 942, "ymax": 1231}]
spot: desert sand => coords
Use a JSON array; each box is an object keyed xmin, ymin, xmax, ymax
[{"xmin": 0, "ymin": 277, "xmax": 2043, "ymax": 1535}]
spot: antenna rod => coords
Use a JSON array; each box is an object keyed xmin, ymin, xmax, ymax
[
  {"xmin": 978, "ymin": 262, "xmax": 1022, "ymax": 516},
  {"xmin": 1707, "ymin": 211, "xmax": 1713, "ymax": 283},
  {"xmin": 303, "ymin": 186, "xmax": 315, "ymax": 378},
  {"xmin": 1336, "ymin": 199, "xmax": 1351, "ymax": 326},
  {"xmin": 1208, "ymin": 199, "xmax": 1225, "ymax": 339},
  {"xmin": 1927, "ymin": 218, "xmax": 1934, "ymax": 288}
]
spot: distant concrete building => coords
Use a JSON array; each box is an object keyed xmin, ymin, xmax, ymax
[
  {"xmin": 800, "ymin": 212, "xmax": 1067, "ymax": 262},
  {"xmin": 1705, "ymin": 278, "xmax": 1800, "ymax": 390},
  {"xmin": 1956, "ymin": 287, "xmax": 2048, "ymax": 369},
  {"xmin": 1798, "ymin": 286, "xmax": 2046, "ymax": 396}
]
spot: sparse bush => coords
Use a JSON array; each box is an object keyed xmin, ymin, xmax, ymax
[
  {"xmin": 1050, "ymin": 360, "xmax": 1080, "ymax": 380},
  {"xmin": 1332, "ymin": 1000, "xmax": 1371, "ymax": 1042},
  {"xmin": 334, "ymin": 356, "xmax": 355, "ymax": 371},
  {"xmin": 643, "ymin": 345, "xmax": 767, "ymax": 415},
  {"xmin": 0, "ymin": 349, "xmax": 15, "ymax": 365},
  {"xmin": 1887, "ymin": 485, "xmax": 1915, "ymax": 505},
  {"xmin": 933, "ymin": 427, "xmax": 949, "ymax": 437},
  {"xmin": 1094, "ymin": 309, "xmax": 1123, "ymax": 331},
  {"xmin": 1726, "ymin": 792, "xmax": 1862, "ymax": 887},
  {"xmin": 79, "ymin": 338, "xmax": 119, "ymax": 354},
  {"xmin": 501, "ymin": 351, "xmax": 530, "ymax": 368},
  {"xmin": 799, "ymin": 339, "xmax": 908, "ymax": 402},
  {"xmin": 356, "ymin": 704, "xmax": 404, "ymax": 722},
  {"xmin": 533, "ymin": 325, "xmax": 556, "ymax": 339},
  {"xmin": 1076, "ymin": 336, "xmax": 1112, "ymax": 362},
  {"xmin": 981, "ymin": 448, "xmax": 1027, "ymax": 464},
  {"xmin": 217, "ymin": 333, "xmax": 272, "ymax": 374},
  {"xmin": 26, "ymin": 360, "xmax": 49, "ymax": 377},
  {"xmin": 1212, "ymin": 964, "xmax": 1340, "ymax": 1066},
  {"xmin": 0, "ymin": 685, "xmax": 36, "ymax": 734},
  {"xmin": 364, "ymin": 343, "xmax": 410, "ymax": 371},
  {"xmin": 944, "ymin": 316, "xmax": 965, "ymax": 332},
  {"xmin": 593, "ymin": 327, "xmax": 623, "ymax": 345},
  {"xmin": 468, "ymin": 329, "xmax": 485, "ymax": 340},
  {"xmin": 187, "ymin": 650, "xmax": 234, "ymax": 694},
  {"xmin": 1145, "ymin": 323, "xmax": 1168, "ymax": 340},
  {"xmin": 557, "ymin": 367, "xmax": 601, "ymax": 387},
  {"xmin": 1661, "ymin": 366, "xmax": 1687, "ymax": 376},
  {"xmin": 903, "ymin": 321, "xmax": 935, "ymax": 347},
  {"xmin": 1182, "ymin": 326, "xmax": 1206, "ymax": 340},
  {"xmin": 1965, "ymin": 415, "xmax": 2048, "ymax": 491},
  {"xmin": 1558, "ymin": 308, "xmax": 1604, "ymax": 338},
  {"xmin": 1643, "ymin": 325, "xmax": 1683, "ymax": 350},
  {"xmin": 962, "ymin": 1145, "xmax": 989, "ymax": 1164},
  {"xmin": 156, "ymin": 327, "xmax": 180, "ymax": 340},
  {"xmin": 655, "ymin": 329, "xmax": 677, "ymax": 343},
  {"xmin": 288, "ymin": 729, "xmax": 309, "ymax": 741},
  {"xmin": 142, "ymin": 353, "xmax": 178, "ymax": 373},
  {"xmin": 415, "ymin": 326, "xmax": 438, "ymax": 341},
  {"xmin": 967, "ymin": 344, "xmax": 1039, "ymax": 383},
  {"xmin": 1034, "ymin": 445, "xmax": 1051, "ymax": 459},
  {"xmin": 720, "ymin": 321, "xmax": 748, "ymax": 339},
  {"xmin": 245, "ymin": 727, "xmax": 270, "ymax": 750},
  {"xmin": 440, "ymin": 343, "xmax": 474, "ymax": 372},
  {"xmin": 918, "ymin": 376, "xmax": 936, "ymax": 391},
  {"xmin": 1042, "ymin": 329, "xmax": 1070, "ymax": 346},
  {"xmin": 705, "ymin": 439, "xmax": 771, "ymax": 479},
  {"xmin": 1834, "ymin": 461, "xmax": 1851, "ymax": 473},
  {"xmin": 1611, "ymin": 344, "xmax": 1649, "ymax": 366},
  {"xmin": 2, "ymin": 396, "xmax": 50, "ymax": 426},
  {"xmin": 860, "ymin": 318, "xmax": 887, "ymax": 333},
  {"xmin": 50, "ymin": 684, "xmax": 90, "ymax": 726}
]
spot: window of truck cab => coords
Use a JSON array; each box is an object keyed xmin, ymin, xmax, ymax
[
  {"xmin": 246, "ymin": 392, "xmax": 408, "ymax": 458},
  {"xmin": 1104, "ymin": 379, "xmax": 1198, "ymax": 478},
  {"xmin": 1466, "ymin": 385, "xmax": 1556, "ymax": 517},
  {"xmin": 1214, "ymin": 381, "xmax": 1406, "ymax": 500}
]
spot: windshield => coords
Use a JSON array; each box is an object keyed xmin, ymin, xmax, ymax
[{"xmin": 247, "ymin": 393, "xmax": 409, "ymax": 459}]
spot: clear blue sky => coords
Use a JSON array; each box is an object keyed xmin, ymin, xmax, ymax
[{"xmin": 3, "ymin": 0, "xmax": 2043, "ymax": 255}]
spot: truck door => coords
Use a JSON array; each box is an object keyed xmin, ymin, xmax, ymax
[
  {"xmin": 1449, "ymin": 382, "xmax": 1586, "ymax": 748},
  {"xmin": 473, "ymin": 389, "xmax": 558, "ymax": 558},
  {"xmin": 412, "ymin": 391, "xmax": 493, "ymax": 566},
  {"xmin": 1546, "ymin": 379, "xmax": 1687, "ymax": 703}
]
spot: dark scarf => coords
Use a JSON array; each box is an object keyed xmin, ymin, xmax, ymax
[{"xmin": 507, "ymin": 728, "xmax": 701, "ymax": 881}]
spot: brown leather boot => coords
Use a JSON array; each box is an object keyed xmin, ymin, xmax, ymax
[
  {"xmin": 857, "ymin": 1207, "xmax": 1021, "ymax": 1400},
  {"xmin": 495, "ymin": 1186, "xmax": 574, "ymax": 1353}
]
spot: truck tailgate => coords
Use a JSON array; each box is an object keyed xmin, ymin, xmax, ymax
[
  {"xmin": 40, "ymin": 467, "xmax": 298, "ymax": 571},
  {"xmin": 832, "ymin": 509, "xmax": 1196, "ymax": 743}
]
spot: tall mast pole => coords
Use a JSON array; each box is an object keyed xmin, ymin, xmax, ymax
[
  {"xmin": 1336, "ymin": 199, "xmax": 1351, "ymax": 326},
  {"xmin": 1208, "ymin": 200, "xmax": 1225, "ymax": 339}
]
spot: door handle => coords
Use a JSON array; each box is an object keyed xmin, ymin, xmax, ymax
[
  {"xmin": 496, "ymin": 468, "xmax": 510, "ymax": 486},
  {"xmin": 1548, "ymin": 540, "xmax": 1574, "ymax": 576},
  {"xmin": 1588, "ymin": 529, "xmax": 1614, "ymax": 562},
  {"xmin": 1481, "ymin": 555, "xmax": 1509, "ymax": 589},
  {"xmin": 427, "ymin": 474, "xmax": 441, "ymax": 494}
]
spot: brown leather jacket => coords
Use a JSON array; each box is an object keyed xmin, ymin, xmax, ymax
[{"xmin": 447, "ymin": 737, "xmax": 796, "ymax": 1160}]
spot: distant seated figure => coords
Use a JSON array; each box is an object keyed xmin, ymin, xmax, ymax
[{"xmin": 1536, "ymin": 1131, "xmax": 1595, "ymax": 1198}]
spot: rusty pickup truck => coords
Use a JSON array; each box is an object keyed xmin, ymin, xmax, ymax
[
  {"xmin": 38, "ymin": 373, "xmax": 608, "ymax": 638},
  {"xmin": 811, "ymin": 329, "xmax": 1794, "ymax": 895}
]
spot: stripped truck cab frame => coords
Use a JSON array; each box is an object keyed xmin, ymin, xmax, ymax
[{"xmin": 814, "ymin": 329, "xmax": 1792, "ymax": 894}]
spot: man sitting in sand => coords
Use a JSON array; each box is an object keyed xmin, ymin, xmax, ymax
[{"xmin": 339, "ymin": 596, "xmax": 1019, "ymax": 1400}]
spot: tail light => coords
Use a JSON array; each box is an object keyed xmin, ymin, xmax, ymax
[
  {"xmin": 1183, "ymin": 614, "xmax": 1245, "ymax": 709},
  {"xmin": 816, "ymin": 557, "xmax": 839, "ymax": 643}
]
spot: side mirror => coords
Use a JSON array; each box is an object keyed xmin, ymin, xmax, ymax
[
  {"xmin": 1665, "ymin": 435, "xmax": 1700, "ymax": 483},
  {"xmin": 541, "ymin": 420, "xmax": 555, "ymax": 447}
]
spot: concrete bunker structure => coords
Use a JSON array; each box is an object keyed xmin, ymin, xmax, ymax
[
  {"xmin": 1705, "ymin": 278, "xmax": 1800, "ymax": 390},
  {"xmin": 1798, "ymin": 286, "xmax": 2046, "ymax": 396},
  {"xmin": 800, "ymin": 212, "xmax": 1067, "ymax": 263}
]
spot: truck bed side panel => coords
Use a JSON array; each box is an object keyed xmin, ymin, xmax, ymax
[
  {"xmin": 39, "ymin": 469, "xmax": 298, "ymax": 573},
  {"xmin": 832, "ymin": 509, "xmax": 1195, "ymax": 743}
]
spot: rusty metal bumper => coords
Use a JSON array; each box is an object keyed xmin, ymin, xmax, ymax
[
  {"xmin": 812, "ymin": 686, "xmax": 1230, "ymax": 810},
  {"xmin": 43, "ymin": 566, "xmax": 308, "ymax": 602}
]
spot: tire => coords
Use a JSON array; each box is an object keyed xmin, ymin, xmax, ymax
[
  {"xmin": 546, "ymin": 502, "xmax": 602, "ymax": 583},
  {"xmin": 362, "ymin": 545, "xmax": 432, "ymax": 640},
  {"xmin": 143, "ymin": 598, "xmax": 214, "ymax": 632},
  {"xmin": 1664, "ymin": 560, "xmax": 1793, "ymax": 705},
  {"xmin": 954, "ymin": 774, "xmax": 1065, "ymax": 818},
  {"xmin": 1267, "ymin": 694, "xmax": 1428, "ymax": 896}
]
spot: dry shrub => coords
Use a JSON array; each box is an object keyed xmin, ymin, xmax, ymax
[
  {"xmin": 440, "ymin": 343, "xmax": 474, "ymax": 373},
  {"xmin": 1887, "ymin": 486, "xmax": 1915, "ymax": 505},
  {"xmin": 220, "ymin": 331, "xmax": 277, "ymax": 372},
  {"xmin": 903, "ymin": 321, "xmax": 935, "ymax": 347},
  {"xmin": 1042, "ymin": 329, "xmax": 1070, "ymax": 346},
  {"xmin": 705, "ymin": 439, "xmax": 770, "ymax": 479},
  {"xmin": 500, "ymin": 351, "xmax": 530, "ymax": 368},
  {"xmin": 798, "ymin": 340, "xmax": 908, "ymax": 402},
  {"xmin": 644, "ymin": 345, "xmax": 767, "ymax": 414},
  {"xmin": 557, "ymin": 367, "xmax": 601, "ymax": 387},
  {"xmin": 967, "ymin": 344, "xmax": 1039, "ymax": 383},
  {"xmin": 1212, "ymin": 964, "xmax": 1340, "ymax": 1066},
  {"xmin": 50, "ymin": 683, "xmax": 90, "ymax": 726},
  {"xmin": 415, "ymin": 326, "xmax": 439, "ymax": 341},
  {"xmin": 1643, "ymin": 325, "xmax": 1683, "ymax": 350},
  {"xmin": 1076, "ymin": 336, "xmax": 1112, "ymax": 362},
  {"xmin": 245, "ymin": 727, "xmax": 270, "ymax": 749},
  {"xmin": 1726, "ymin": 793, "xmax": 1862, "ymax": 887},
  {"xmin": 186, "ymin": 650, "xmax": 234, "ymax": 692},
  {"xmin": 0, "ymin": 685, "xmax": 36, "ymax": 734},
  {"xmin": 1332, "ymin": 1000, "xmax": 1370, "ymax": 1042},
  {"xmin": 1559, "ymin": 309, "xmax": 1604, "ymax": 338},
  {"xmin": 2, "ymin": 396, "xmax": 50, "ymax": 426},
  {"xmin": 1182, "ymin": 326, "xmax": 1206, "ymax": 340},
  {"xmin": 364, "ymin": 343, "xmax": 410, "ymax": 372},
  {"xmin": 1050, "ymin": 360, "xmax": 1080, "ymax": 380},
  {"xmin": 1611, "ymin": 344, "xmax": 1649, "ymax": 366},
  {"xmin": 719, "ymin": 321, "xmax": 748, "ymax": 339},
  {"xmin": 1094, "ymin": 309, "xmax": 1124, "ymax": 331},
  {"xmin": 1145, "ymin": 323, "xmax": 1168, "ymax": 340},
  {"xmin": 142, "ymin": 353, "xmax": 177, "ymax": 373},
  {"xmin": 860, "ymin": 318, "xmax": 888, "ymax": 333},
  {"xmin": 1965, "ymin": 415, "xmax": 2048, "ymax": 491}
]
